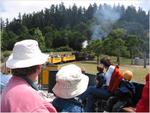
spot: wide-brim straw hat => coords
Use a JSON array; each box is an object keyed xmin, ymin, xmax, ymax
[
  {"xmin": 52, "ymin": 64, "xmax": 89, "ymax": 99},
  {"xmin": 6, "ymin": 39, "xmax": 48, "ymax": 69}
]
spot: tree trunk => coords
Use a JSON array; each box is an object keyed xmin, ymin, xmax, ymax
[
  {"xmin": 130, "ymin": 51, "xmax": 134, "ymax": 65},
  {"xmin": 144, "ymin": 51, "xmax": 146, "ymax": 68},
  {"xmin": 117, "ymin": 55, "xmax": 120, "ymax": 65},
  {"xmin": 131, "ymin": 56, "xmax": 134, "ymax": 65},
  {"xmin": 97, "ymin": 55, "xmax": 100, "ymax": 65}
]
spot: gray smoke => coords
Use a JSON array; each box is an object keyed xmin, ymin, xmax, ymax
[{"xmin": 91, "ymin": 5, "xmax": 121, "ymax": 39}]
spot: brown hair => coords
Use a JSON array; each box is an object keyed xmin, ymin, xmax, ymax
[
  {"xmin": 97, "ymin": 65, "xmax": 104, "ymax": 73},
  {"xmin": 100, "ymin": 57, "xmax": 112, "ymax": 68},
  {"xmin": 12, "ymin": 65, "xmax": 38, "ymax": 76}
]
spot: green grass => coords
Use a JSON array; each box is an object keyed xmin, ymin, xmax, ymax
[
  {"xmin": 58, "ymin": 60, "xmax": 149, "ymax": 84},
  {"xmin": 1, "ymin": 51, "xmax": 148, "ymax": 84}
]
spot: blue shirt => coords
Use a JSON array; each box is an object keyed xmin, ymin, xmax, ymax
[
  {"xmin": 52, "ymin": 97, "xmax": 83, "ymax": 112},
  {"xmin": 0, "ymin": 72, "xmax": 12, "ymax": 93}
]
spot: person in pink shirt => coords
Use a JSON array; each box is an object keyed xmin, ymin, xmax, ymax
[{"xmin": 1, "ymin": 39, "xmax": 57, "ymax": 112}]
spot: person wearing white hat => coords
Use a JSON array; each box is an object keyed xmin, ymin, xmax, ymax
[
  {"xmin": 1, "ymin": 39, "xmax": 57, "ymax": 112},
  {"xmin": 52, "ymin": 64, "xmax": 89, "ymax": 112}
]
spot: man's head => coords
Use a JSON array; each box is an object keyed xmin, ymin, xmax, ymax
[{"xmin": 100, "ymin": 57, "xmax": 112, "ymax": 68}]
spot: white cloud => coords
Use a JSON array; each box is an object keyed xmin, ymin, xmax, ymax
[
  {"xmin": 0, "ymin": 0, "xmax": 149, "ymax": 22},
  {"xmin": 139, "ymin": 0, "xmax": 150, "ymax": 12}
]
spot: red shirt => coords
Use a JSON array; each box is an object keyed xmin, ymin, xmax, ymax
[
  {"xmin": 107, "ymin": 65, "xmax": 123, "ymax": 92},
  {"xmin": 136, "ymin": 73, "xmax": 149, "ymax": 112}
]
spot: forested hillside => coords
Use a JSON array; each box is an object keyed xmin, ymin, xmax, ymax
[{"xmin": 1, "ymin": 3, "xmax": 149, "ymax": 61}]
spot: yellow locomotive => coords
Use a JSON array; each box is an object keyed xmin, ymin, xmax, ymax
[{"xmin": 39, "ymin": 54, "xmax": 76, "ymax": 91}]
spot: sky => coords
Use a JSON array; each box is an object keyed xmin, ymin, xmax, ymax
[{"xmin": 0, "ymin": 0, "xmax": 150, "ymax": 22}]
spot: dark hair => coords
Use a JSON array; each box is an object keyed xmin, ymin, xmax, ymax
[
  {"xmin": 97, "ymin": 65, "xmax": 104, "ymax": 73},
  {"xmin": 100, "ymin": 57, "xmax": 112, "ymax": 67},
  {"xmin": 12, "ymin": 65, "xmax": 38, "ymax": 76}
]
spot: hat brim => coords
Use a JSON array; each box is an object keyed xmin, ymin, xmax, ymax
[
  {"xmin": 52, "ymin": 73, "xmax": 89, "ymax": 99},
  {"xmin": 6, "ymin": 53, "xmax": 49, "ymax": 69}
]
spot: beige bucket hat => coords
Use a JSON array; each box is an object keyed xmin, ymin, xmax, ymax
[{"xmin": 52, "ymin": 64, "xmax": 89, "ymax": 99}]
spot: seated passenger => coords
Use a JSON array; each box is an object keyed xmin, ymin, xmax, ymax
[
  {"xmin": 1, "ymin": 39, "xmax": 56, "ymax": 112},
  {"xmin": 52, "ymin": 64, "xmax": 89, "ymax": 112},
  {"xmin": 105, "ymin": 70, "xmax": 135, "ymax": 112},
  {"xmin": 80, "ymin": 57, "xmax": 122, "ymax": 112},
  {"xmin": 136, "ymin": 73, "xmax": 149, "ymax": 112},
  {"xmin": 96, "ymin": 65, "xmax": 106, "ymax": 88}
]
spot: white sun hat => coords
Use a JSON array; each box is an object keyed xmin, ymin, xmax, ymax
[
  {"xmin": 6, "ymin": 39, "xmax": 48, "ymax": 69},
  {"xmin": 52, "ymin": 64, "xmax": 89, "ymax": 99}
]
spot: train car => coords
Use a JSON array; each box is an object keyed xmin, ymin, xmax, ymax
[
  {"xmin": 47, "ymin": 54, "xmax": 76, "ymax": 64},
  {"xmin": 69, "ymin": 55, "xmax": 76, "ymax": 61},
  {"xmin": 48, "ymin": 57, "xmax": 52, "ymax": 63},
  {"xmin": 51, "ymin": 57, "xmax": 62, "ymax": 64},
  {"xmin": 62, "ymin": 55, "xmax": 76, "ymax": 62},
  {"xmin": 39, "ymin": 63, "xmax": 59, "ymax": 90}
]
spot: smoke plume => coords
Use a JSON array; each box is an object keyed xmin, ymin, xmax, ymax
[
  {"xmin": 82, "ymin": 40, "xmax": 88, "ymax": 48},
  {"xmin": 91, "ymin": 4, "xmax": 121, "ymax": 39}
]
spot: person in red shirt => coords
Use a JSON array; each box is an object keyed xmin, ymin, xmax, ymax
[
  {"xmin": 80, "ymin": 57, "xmax": 123, "ymax": 112},
  {"xmin": 136, "ymin": 73, "xmax": 149, "ymax": 112}
]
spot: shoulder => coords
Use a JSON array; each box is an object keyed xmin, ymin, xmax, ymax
[
  {"xmin": 62, "ymin": 104, "xmax": 82, "ymax": 112},
  {"xmin": 53, "ymin": 98, "xmax": 82, "ymax": 112},
  {"xmin": 2, "ymin": 79, "xmax": 52, "ymax": 110},
  {"xmin": 120, "ymin": 80, "xmax": 135, "ymax": 89},
  {"xmin": 32, "ymin": 102, "xmax": 57, "ymax": 113}
]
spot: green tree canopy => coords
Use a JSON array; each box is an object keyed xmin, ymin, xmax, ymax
[
  {"xmin": 32, "ymin": 28, "xmax": 45, "ymax": 51},
  {"xmin": 103, "ymin": 29, "xmax": 128, "ymax": 65},
  {"xmin": 87, "ymin": 39, "xmax": 103, "ymax": 64}
]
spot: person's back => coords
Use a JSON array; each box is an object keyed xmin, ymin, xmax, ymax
[
  {"xmin": 1, "ymin": 76, "xmax": 56, "ymax": 112},
  {"xmin": 118, "ymin": 70, "xmax": 135, "ymax": 101},
  {"xmin": 116, "ymin": 79, "xmax": 135, "ymax": 100},
  {"xmin": 52, "ymin": 97, "xmax": 83, "ymax": 112}
]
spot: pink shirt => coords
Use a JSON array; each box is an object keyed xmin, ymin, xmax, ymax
[{"xmin": 1, "ymin": 76, "xmax": 57, "ymax": 112}]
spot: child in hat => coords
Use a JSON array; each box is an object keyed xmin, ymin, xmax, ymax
[{"xmin": 52, "ymin": 64, "xmax": 89, "ymax": 112}]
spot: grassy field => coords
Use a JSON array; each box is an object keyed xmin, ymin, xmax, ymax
[
  {"xmin": 1, "ymin": 51, "xmax": 149, "ymax": 83},
  {"xmin": 58, "ymin": 60, "xmax": 149, "ymax": 84}
]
